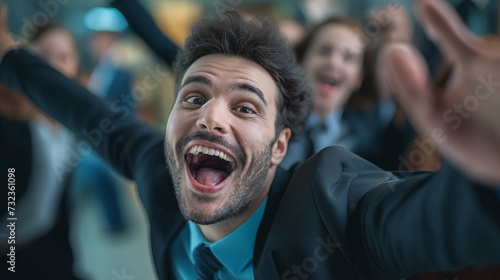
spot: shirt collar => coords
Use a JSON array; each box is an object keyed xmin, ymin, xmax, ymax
[
  {"xmin": 188, "ymin": 198, "xmax": 268, "ymax": 276},
  {"xmin": 307, "ymin": 110, "xmax": 343, "ymax": 128}
]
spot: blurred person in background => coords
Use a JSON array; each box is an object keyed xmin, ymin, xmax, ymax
[
  {"xmin": 29, "ymin": 22, "xmax": 80, "ymax": 78},
  {"xmin": 280, "ymin": 17, "xmax": 367, "ymax": 169},
  {"xmin": 277, "ymin": 18, "xmax": 305, "ymax": 47},
  {"xmin": 0, "ymin": 22, "xmax": 80, "ymax": 280},
  {"xmin": 71, "ymin": 27, "xmax": 135, "ymax": 234},
  {"xmin": 280, "ymin": 9, "xmax": 414, "ymax": 171},
  {"xmin": 344, "ymin": 5, "xmax": 416, "ymax": 171}
]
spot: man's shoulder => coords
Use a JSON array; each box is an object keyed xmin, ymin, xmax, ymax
[
  {"xmin": 262, "ymin": 146, "xmax": 396, "ymax": 274},
  {"xmin": 293, "ymin": 145, "xmax": 382, "ymax": 175},
  {"xmin": 286, "ymin": 146, "xmax": 396, "ymax": 204}
]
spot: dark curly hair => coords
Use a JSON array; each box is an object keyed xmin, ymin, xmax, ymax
[{"xmin": 173, "ymin": 11, "xmax": 312, "ymax": 142}]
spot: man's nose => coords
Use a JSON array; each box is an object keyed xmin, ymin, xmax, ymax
[{"xmin": 196, "ymin": 100, "xmax": 229, "ymax": 134}]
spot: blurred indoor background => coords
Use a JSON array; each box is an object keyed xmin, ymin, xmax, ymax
[{"xmin": 2, "ymin": 0, "xmax": 498, "ymax": 279}]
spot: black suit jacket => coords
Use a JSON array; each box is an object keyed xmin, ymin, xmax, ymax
[
  {"xmin": 2, "ymin": 50, "xmax": 500, "ymax": 280},
  {"xmin": 281, "ymin": 106, "xmax": 415, "ymax": 172}
]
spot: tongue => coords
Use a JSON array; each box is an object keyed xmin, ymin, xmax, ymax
[
  {"xmin": 318, "ymin": 83, "xmax": 337, "ymax": 97},
  {"xmin": 196, "ymin": 167, "xmax": 228, "ymax": 186}
]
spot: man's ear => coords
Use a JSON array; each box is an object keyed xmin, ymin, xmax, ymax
[{"xmin": 271, "ymin": 128, "xmax": 291, "ymax": 166}]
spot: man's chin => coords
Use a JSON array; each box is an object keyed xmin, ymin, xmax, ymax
[
  {"xmin": 181, "ymin": 202, "xmax": 231, "ymax": 225},
  {"xmin": 187, "ymin": 214, "xmax": 224, "ymax": 226},
  {"xmin": 178, "ymin": 187, "xmax": 251, "ymax": 226}
]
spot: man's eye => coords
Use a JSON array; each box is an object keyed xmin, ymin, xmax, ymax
[
  {"xmin": 236, "ymin": 106, "xmax": 256, "ymax": 114},
  {"xmin": 185, "ymin": 96, "xmax": 205, "ymax": 105}
]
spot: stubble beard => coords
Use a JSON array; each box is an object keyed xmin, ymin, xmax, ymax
[{"xmin": 165, "ymin": 132, "xmax": 273, "ymax": 225}]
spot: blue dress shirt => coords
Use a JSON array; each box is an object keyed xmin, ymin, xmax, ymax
[{"xmin": 169, "ymin": 198, "xmax": 268, "ymax": 279}]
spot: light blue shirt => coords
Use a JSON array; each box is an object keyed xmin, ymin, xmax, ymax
[
  {"xmin": 170, "ymin": 198, "xmax": 268, "ymax": 280},
  {"xmin": 306, "ymin": 110, "xmax": 344, "ymax": 153}
]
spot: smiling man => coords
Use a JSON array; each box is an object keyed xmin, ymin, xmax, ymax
[
  {"xmin": 153, "ymin": 15, "xmax": 314, "ymax": 259},
  {"xmin": 165, "ymin": 54, "xmax": 293, "ymax": 239},
  {"xmin": 1, "ymin": 0, "xmax": 500, "ymax": 279}
]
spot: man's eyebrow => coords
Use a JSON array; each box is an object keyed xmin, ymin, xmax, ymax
[
  {"xmin": 231, "ymin": 83, "xmax": 268, "ymax": 107},
  {"xmin": 180, "ymin": 75, "xmax": 211, "ymax": 89}
]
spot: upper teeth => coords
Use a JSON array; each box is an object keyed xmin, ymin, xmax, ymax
[{"xmin": 188, "ymin": 145, "xmax": 233, "ymax": 162}]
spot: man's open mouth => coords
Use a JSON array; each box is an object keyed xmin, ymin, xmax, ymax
[{"xmin": 185, "ymin": 144, "xmax": 237, "ymax": 188}]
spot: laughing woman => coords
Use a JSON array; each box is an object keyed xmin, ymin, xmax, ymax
[{"xmin": 281, "ymin": 15, "xmax": 414, "ymax": 171}]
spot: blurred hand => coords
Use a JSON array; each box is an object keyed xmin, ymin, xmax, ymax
[
  {"xmin": 369, "ymin": 4, "xmax": 413, "ymax": 42},
  {"xmin": 381, "ymin": 0, "xmax": 500, "ymax": 186},
  {"xmin": 0, "ymin": 83, "xmax": 38, "ymax": 121},
  {"xmin": 0, "ymin": 5, "xmax": 19, "ymax": 60}
]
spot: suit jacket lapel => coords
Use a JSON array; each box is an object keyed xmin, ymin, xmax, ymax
[{"xmin": 253, "ymin": 166, "xmax": 291, "ymax": 266}]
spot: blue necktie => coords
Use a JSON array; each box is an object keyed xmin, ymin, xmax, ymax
[{"xmin": 193, "ymin": 244, "xmax": 223, "ymax": 280}]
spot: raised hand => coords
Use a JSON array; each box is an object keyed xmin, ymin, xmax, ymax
[
  {"xmin": 0, "ymin": 5, "xmax": 19, "ymax": 59},
  {"xmin": 0, "ymin": 83, "xmax": 39, "ymax": 121},
  {"xmin": 381, "ymin": 0, "xmax": 500, "ymax": 185}
]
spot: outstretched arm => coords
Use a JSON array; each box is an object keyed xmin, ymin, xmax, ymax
[
  {"xmin": 111, "ymin": 0, "xmax": 181, "ymax": 68},
  {"xmin": 0, "ymin": 49, "xmax": 164, "ymax": 181},
  {"xmin": 354, "ymin": 161, "xmax": 500, "ymax": 279},
  {"xmin": 0, "ymin": 4, "xmax": 167, "ymax": 182}
]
